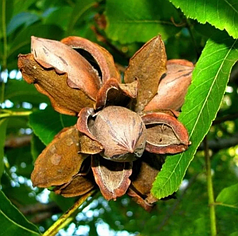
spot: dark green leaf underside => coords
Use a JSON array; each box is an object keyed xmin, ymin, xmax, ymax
[
  {"xmin": 169, "ymin": 0, "xmax": 238, "ymax": 39},
  {"xmin": 0, "ymin": 191, "xmax": 40, "ymax": 236}
]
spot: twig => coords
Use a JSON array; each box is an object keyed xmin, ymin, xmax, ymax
[
  {"xmin": 185, "ymin": 18, "xmax": 200, "ymax": 60},
  {"xmin": 204, "ymin": 137, "xmax": 217, "ymax": 236},
  {"xmin": 20, "ymin": 202, "xmax": 59, "ymax": 216},
  {"xmin": 42, "ymin": 190, "xmax": 95, "ymax": 236},
  {"xmin": 213, "ymin": 113, "xmax": 238, "ymax": 125},
  {"xmin": 19, "ymin": 202, "xmax": 61, "ymax": 224},
  {"xmin": 5, "ymin": 135, "xmax": 32, "ymax": 148},
  {"xmin": 198, "ymin": 134, "xmax": 238, "ymax": 151},
  {"xmin": 0, "ymin": 110, "xmax": 32, "ymax": 119}
]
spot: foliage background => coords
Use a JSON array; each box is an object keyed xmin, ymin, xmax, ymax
[{"xmin": 0, "ymin": 0, "xmax": 238, "ymax": 235}]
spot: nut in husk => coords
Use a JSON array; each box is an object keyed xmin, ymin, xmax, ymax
[
  {"xmin": 77, "ymin": 106, "xmax": 147, "ymax": 162},
  {"xmin": 18, "ymin": 34, "xmax": 192, "ymax": 211}
]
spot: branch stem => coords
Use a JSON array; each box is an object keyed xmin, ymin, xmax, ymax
[
  {"xmin": 1, "ymin": 0, "xmax": 7, "ymax": 103},
  {"xmin": 0, "ymin": 110, "xmax": 32, "ymax": 119},
  {"xmin": 42, "ymin": 190, "xmax": 95, "ymax": 236},
  {"xmin": 204, "ymin": 137, "xmax": 217, "ymax": 236}
]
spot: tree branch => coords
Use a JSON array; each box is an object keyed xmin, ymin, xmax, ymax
[
  {"xmin": 198, "ymin": 134, "xmax": 238, "ymax": 151},
  {"xmin": 5, "ymin": 135, "xmax": 32, "ymax": 148},
  {"xmin": 213, "ymin": 113, "xmax": 238, "ymax": 125},
  {"xmin": 19, "ymin": 202, "xmax": 61, "ymax": 224}
]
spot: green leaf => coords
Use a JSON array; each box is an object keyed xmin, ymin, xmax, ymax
[
  {"xmin": 28, "ymin": 106, "xmax": 77, "ymax": 145},
  {"xmin": 230, "ymin": 232, "xmax": 238, "ymax": 236},
  {"xmin": 152, "ymin": 32, "xmax": 238, "ymax": 199},
  {"xmin": 8, "ymin": 24, "xmax": 64, "ymax": 59},
  {"xmin": 216, "ymin": 183, "xmax": 238, "ymax": 209},
  {"xmin": 0, "ymin": 190, "xmax": 40, "ymax": 236},
  {"xmin": 67, "ymin": 0, "xmax": 96, "ymax": 34},
  {"xmin": 3, "ymin": 184, "xmax": 37, "ymax": 206},
  {"xmin": 44, "ymin": 6, "xmax": 73, "ymax": 31},
  {"xmin": 169, "ymin": 0, "xmax": 238, "ymax": 39},
  {"xmin": 30, "ymin": 134, "xmax": 45, "ymax": 162},
  {"xmin": 12, "ymin": 0, "xmax": 36, "ymax": 15},
  {"xmin": 5, "ymin": 79, "xmax": 49, "ymax": 105},
  {"xmin": 0, "ymin": 119, "xmax": 8, "ymax": 180},
  {"xmin": 105, "ymin": 0, "xmax": 181, "ymax": 43},
  {"xmin": 7, "ymin": 12, "xmax": 39, "ymax": 35}
]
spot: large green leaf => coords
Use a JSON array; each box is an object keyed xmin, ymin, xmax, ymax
[
  {"xmin": 169, "ymin": 0, "xmax": 238, "ymax": 39},
  {"xmin": 28, "ymin": 106, "xmax": 77, "ymax": 145},
  {"xmin": 105, "ymin": 0, "xmax": 181, "ymax": 43},
  {"xmin": 44, "ymin": 6, "xmax": 73, "ymax": 31},
  {"xmin": 0, "ymin": 119, "xmax": 8, "ymax": 180},
  {"xmin": 152, "ymin": 32, "xmax": 238, "ymax": 199},
  {"xmin": 8, "ymin": 24, "xmax": 64, "ymax": 59},
  {"xmin": 216, "ymin": 183, "xmax": 238, "ymax": 209},
  {"xmin": 66, "ymin": 0, "xmax": 96, "ymax": 34},
  {"xmin": 0, "ymin": 190, "xmax": 40, "ymax": 236}
]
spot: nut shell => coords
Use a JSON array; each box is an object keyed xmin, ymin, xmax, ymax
[{"xmin": 91, "ymin": 106, "xmax": 146, "ymax": 162}]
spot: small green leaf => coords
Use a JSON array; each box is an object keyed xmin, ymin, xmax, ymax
[
  {"xmin": 169, "ymin": 0, "xmax": 238, "ymax": 39},
  {"xmin": 0, "ymin": 190, "xmax": 40, "ymax": 235},
  {"xmin": 5, "ymin": 79, "xmax": 49, "ymax": 105},
  {"xmin": 152, "ymin": 32, "xmax": 238, "ymax": 199},
  {"xmin": 12, "ymin": 0, "xmax": 36, "ymax": 15},
  {"xmin": 30, "ymin": 134, "xmax": 45, "ymax": 162},
  {"xmin": 105, "ymin": 0, "xmax": 181, "ymax": 43},
  {"xmin": 0, "ymin": 119, "xmax": 8, "ymax": 180},
  {"xmin": 216, "ymin": 183, "xmax": 238, "ymax": 209},
  {"xmin": 28, "ymin": 106, "xmax": 77, "ymax": 145}
]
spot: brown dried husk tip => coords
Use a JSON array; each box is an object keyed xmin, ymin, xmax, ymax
[
  {"xmin": 91, "ymin": 155, "xmax": 132, "ymax": 200},
  {"xmin": 18, "ymin": 54, "xmax": 95, "ymax": 116},
  {"xmin": 31, "ymin": 36, "xmax": 101, "ymax": 100},
  {"xmin": 144, "ymin": 59, "xmax": 194, "ymax": 111},
  {"xmin": 124, "ymin": 35, "xmax": 167, "ymax": 112}
]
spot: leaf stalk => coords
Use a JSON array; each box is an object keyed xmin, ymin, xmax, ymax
[{"xmin": 42, "ymin": 190, "xmax": 95, "ymax": 236}]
